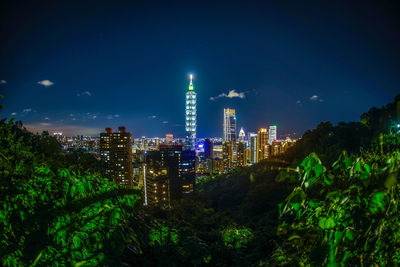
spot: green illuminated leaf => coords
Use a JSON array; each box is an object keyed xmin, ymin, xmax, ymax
[
  {"xmin": 345, "ymin": 230, "xmax": 354, "ymax": 241},
  {"xmin": 369, "ymin": 191, "xmax": 386, "ymax": 213},
  {"xmin": 318, "ymin": 217, "xmax": 336, "ymax": 229},
  {"xmin": 314, "ymin": 163, "xmax": 324, "ymax": 178},
  {"xmin": 334, "ymin": 231, "xmax": 343, "ymax": 244}
]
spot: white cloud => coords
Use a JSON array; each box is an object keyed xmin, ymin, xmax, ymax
[
  {"xmin": 23, "ymin": 108, "xmax": 32, "ymax": 113},
  {"xmin": 11, "ymin": 112, "xmax": 17, "ymax": 116},
  {"xmin": 296, "ymin": 100, "xmax": 301, "ymax": 104},
  {"xmin": 210, "ymin": 89, "xmax": 246, "ymax": 100},
  {"xmin": 0, "ymin": 80, "xmax": 7, "ymax": 84},
  {"xmin": 107, "ymin": 115, "xmax": 113, "ymax": 120},
  {"xmin": 72, "ymin": 118, "xmax": 76, "ymax": 121},
  {"xmin": 149, "ymin": 115, "xmax": 157, "ymax": 119},
  {"xmin": 114, "ymin": 114, "xmax": 119, "ymax": 118},
  {"xmin": 77, "ymin": 91, "xmax": 92, "ymax": 97},
  {"xmin": 92, "ymin": 115, "xmax": 97, "ymax": 119},
  {"xmin": 309, "ymin": 95, "xmax": 325, "ymax": 102},
  {"xmin": 162, "ymin": 121, "xmax": 168, "ymax": 124},
  {"xmin": 37, "ymin": 80, "xmax": 54, "ymax": 87},
  {"xmin": 44, "ymin": 117, "xmax": 50, "ymax": 120}
]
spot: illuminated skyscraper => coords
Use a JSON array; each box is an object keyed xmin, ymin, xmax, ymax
[
  {"xmin": 238, "ymin": 127, "xmax": 245, "ymax": 142},
  {"xmin": 249, "ymin": 132, "xmax": 257, "ymax": 163},
  {"xmin": 185, "ymin": 74, "xmax": 197, "ymax": 150},
  {"xmin": 222, "ymin": 141, "xmax": 234, "ymax": 170},
  {"xmin": 100, "ymin": 127, "xmax": 133, "ymax": 186},
  {"xmin": 257, "ymin": 128, "xmax": 269, "ymax": 162},
  {"xmin": 269, "ymin": 125, "xmax": 277, "ymax": 144},
  {"xmin": 160, "ymin": 144, "xmax": 195, "ymax": 199},
  {"xmin": 236, "ymin": 141, "xmax": 247, "ymax": 167},
  {"xmin": 223, "ymin": 108, "xmax": 237, "ymax": 142}
]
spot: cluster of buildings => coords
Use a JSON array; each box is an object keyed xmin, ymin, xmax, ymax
[
  {"xmin": 195, "ymin": 108, "xmax": 296, "ymax": 175},
  {"xmin": 53, "ymin": 132, "xmax": 99, "ymax": 153},
  {"xmin": 55, "ymin": 75, "xmax": 297, "ymax": 207}
]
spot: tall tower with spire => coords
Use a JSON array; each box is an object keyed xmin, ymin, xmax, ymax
[
  {"xmin": 239, "ymin": 127, "xmax": 246, "ymax": 142},
  {"xmin": 185, "ymin": 74, "xmax": 197, "ymax": 150}
]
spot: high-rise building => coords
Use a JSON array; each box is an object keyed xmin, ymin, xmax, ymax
[
  {"xmin": 269, "ymin": 125, "xmax": 277, "ymax": 144},
  {"xmin": 181, "ymin": 150, "xmax": 196, "ymax": 194},
  {"xmin": 144, "ymin": 165, "xmax": 169, "ymax": 207},
  {"xmin": 238, "ymin": 127, "xmax": 246, "ymax": 142},
  {"xmin": 271, "ymin": 140, "xmax": 283, "ymax": 156},
  {"xmin": 185, "ymin": 74, "xmax": 197, "ymax": 150},
  {"xmin": 204, "ymin": 138, "xmax": 214, "ymax": 160},
  {"xmin": 248, "ymin": 132, "xmax": 257, "ymax": 164},
  {"xmin": 236, "ymin": 141, "xmax": 247, "ymax": 167},
  {"xmin": 257, "ymin": 128, "xmax": 268, "ymax": 162},
  {"xmin": 100, "ymin": 127, "xmax": 133, "ymax": 186},
  {"xmin": 223, "ymin": 108, "xmax": 237, "ymax": 142},
  {"xmin": 159, "ymin": 144, "xmax": 195, "ymax": 199},
  {"xmin": 222, "ymin": 141, "xmax": 233, "ymax": 170}
]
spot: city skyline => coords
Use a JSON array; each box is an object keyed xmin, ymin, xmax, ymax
[{"xmin": 0, "ymin": 1, "xmax": 399, "ymax": 137}]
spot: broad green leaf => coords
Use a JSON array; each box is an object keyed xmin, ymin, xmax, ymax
[
  {"xmin": 318, "ymin": 217, "xmax": 336, "ymax": 229},
  {"xmin": 334, "ymin": 231, "xmax": 343, "ymax": 244},
  {"xmin": 314, "ymin": 163, "xmax": 324, "ymax": 178},
  {"xmin": 345, "ymin": 230, "xmax": 354, "ymax": 241},
  {"xmin": 369, "ymin": 191, "xmax": 386, "ymax": 213}
]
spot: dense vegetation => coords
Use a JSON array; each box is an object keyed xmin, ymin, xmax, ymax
[{"xmin": 0, "ymin": 94, "xmax": 399, "ymax": 266}]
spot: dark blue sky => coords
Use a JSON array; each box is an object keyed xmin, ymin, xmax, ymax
[{"xmin": 0, "ymin": 1, "xmax": 399, "ymax": 137}]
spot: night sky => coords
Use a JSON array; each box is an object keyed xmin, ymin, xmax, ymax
[{"xmin": 0, "ymin": 1, "xmax": 399, "ymax": 138}]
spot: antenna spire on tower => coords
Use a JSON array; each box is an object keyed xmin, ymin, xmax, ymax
[{"xmin": 190, "ymin": 74, "xmax": 193, "ymax": 85}]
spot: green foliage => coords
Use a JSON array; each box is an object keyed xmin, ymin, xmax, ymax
[
  {"xmin": 0, "ymin": 119, "xmax": 141, "ymax": 266},
  {"xmin": 275, "ymin": 133, "xmax": 400, "ymax": 266},
  {"xmin": 149, "ymin": 224, "xmax": 179, "ymax": 246},
  {"xmin": 221, "ymin": 224, "xmax": 253, "ymax": 249}
]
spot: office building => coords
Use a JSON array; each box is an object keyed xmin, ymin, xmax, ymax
[
  {"xmin": 222, "ymin": 141, "xmax": 234, "ymax": 170},
  {"xmin": 159, "ymin": 144, "xmax": 195, "ymax": 199},
  {"xmin": 248, "ymin": 132, "xmax": 257, "ymax": 164},
  {"xmin": 238, "ymin": 127, "xmax": 245, "ymax": 142},
  {"xmin": 204, "ymin": 138, "xmax": 214, "ymax": 160},
  {"xmin": 100, "ymin": 127, "xmax": 133, "ymax": 186},
  {"xmin": 257, "ymin": 128, "xmax": 268, "ymax": 162},
  {"xmin": 269, "ymin": 125, "xmax": 277, "ymax": 144},
  {"xmin": 236, "ymin": 141, "xmax": 247, "ymax": 167},
  {"xmin": 185, "ymin": 74, "xmax": 197, "ymax": 150},
  {"xmin": 223, "ymin": 108, "xmax": 237, "ymax": 142}
]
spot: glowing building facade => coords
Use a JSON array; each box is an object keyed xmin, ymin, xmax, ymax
[
  {"xmin": 100, "ymin": 127, "xmax": 133, "ymax": 186},
  {"xmin": 222, "ymin": 141, "xmax": 234, "ymax": 170},
  {"xmin": 238, "ymin": 127, "xmax": 246, "ymax": 142},
  {"xmin": 257, "ymin": 128, "xmax": 269, "ymax": 162},
  {"xmin": 185, "ymin": 75, "xmax": 197, "ymax": 150},
  {"xmin": 249, "ymin": 132, "xmax": 257, "ymax": 163},
  {"xmin": 269, "ymin": 125, "xmax": 277, "ymax": 144},
  {"xmin": 236, "ymin": 141, "xmax": 247, "ymax": 167},
  {"xmin": 223, "ymin": 108, "xmax": 237, "ymax": 142}
]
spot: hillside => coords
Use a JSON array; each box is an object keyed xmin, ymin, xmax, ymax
[{"xmin": 1, "ymin": 94, "xmax": 399, "ymax": 266}]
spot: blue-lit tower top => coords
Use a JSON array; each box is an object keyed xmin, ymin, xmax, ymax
[{"xmin": 185, "ymin": 74, "xmax": 197, "ymax": 150}]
